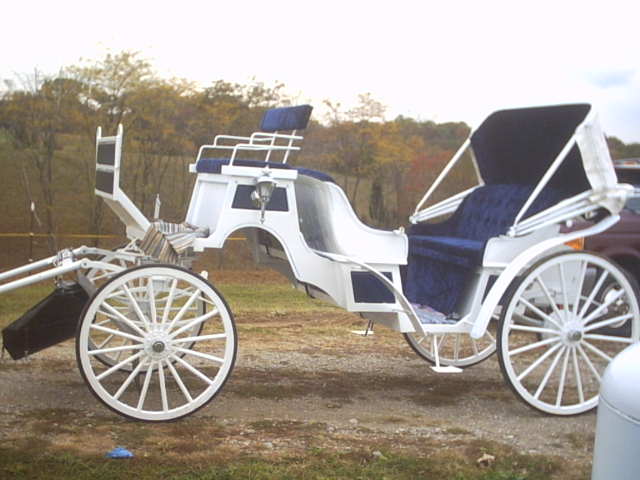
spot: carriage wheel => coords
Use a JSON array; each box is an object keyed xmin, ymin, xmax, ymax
[
  {"xmin": 76, "ymin": 265, "xmax": 237, "ymax": 421},
  {"xmin": 497, "ymin": 251, "xmax": 639, "ymax": 415},
  {"xmin": 404, "ymin": 325, "xmax": 496, "ymax": 368}
]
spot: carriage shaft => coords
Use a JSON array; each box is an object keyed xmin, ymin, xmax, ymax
[{"xmin": 0, "ymin": 259, "xmax": 86, "ymax": 294}]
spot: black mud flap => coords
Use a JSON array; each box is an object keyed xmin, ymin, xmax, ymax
[{"xmin": 1, "ymin": 283, "xmax": 89, "ymax": 360}]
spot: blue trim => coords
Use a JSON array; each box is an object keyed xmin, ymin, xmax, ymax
[
  {"xmin": 351, "ymin": 271, "xmax": 394, "ymax": 303},
  {"xmin": 196, "ymin": 158, "xmax": 335, "ymax": 183},
  {"xmin": 260, "ymin": 105, "xmax": 313, "ymax": 132}
]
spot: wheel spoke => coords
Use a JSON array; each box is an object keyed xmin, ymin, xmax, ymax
[
  {"xmin": 582, "ymin": 288, "xmax": 626, "ymax": 325},
  {"xmin": 572, "ymin": 347, "xmax": 585, "ymax": 404},
  {"xmin": 518, "ymin": 297, "xmax": 563, "ymax": 330},
  {"xmin": 90, "ymin": 324, "xmax": 144, "ymax": 343},
  {"xmin": 170, "ymin": 354, "xmax": 215, "ymax": 386},
  {"xmin": 97, "ymin": 333, "xmax": 115, "ymax": 349},
  {"xmin": 559, "ymin": 263, "xmax": 570, "ymax": 316},
  {"xmin": 168, "ymin": 309, "xmax": 219, "ymax": 339},
  {"xmin": 166, "ymin": 359, "xmax": 193, "ymax": 403},
  {"xmin": 534, "ymin": 346, "xmax": 566, "ymax": 400},
  {"xmin": 100, "ymin": 302, "xmax": 147, "ymax": 338},
  {"xmin": 535, "ymin": 276, "xmax": 564, "ymax": 325},
  {"xmin": 509, "ymin": 336, "xmax": 559, "ymax": 356},
  {"xmin": 158, "ymin": 361, "xmax": 169, "ymax": 412},
  {"xmin": 147, "ymin": 278, "xmax": 157, "ymax": 325},
  {"xmin": 555, "ymin": 347, "xmax": 571, "ymax": 406},
  {"xmin": 89, "ymin": 343, "xmax": 144, "ymax": 356},
  {"xmin": 122, "ymin": 284, "xmax": 152, "ymax": 332},
  {"xmin": 509, "ymin": 324, "xmax": 560, "ymax": 335},
  {"xmin": 96, "ymin": 351, "xmax": 145, "ymax": 381},
  {"xmin": 583, "ymin": 313, "xmax": 633, "ymax": 333},
  {"xmin": 173, "ymin": 346, "xmax": 224, "ymax": 364},
  {"xmin": 581, "ymin": 340, "xmax": 613, "ymax": 362},
  {"xmin": 114, "ymin": 359, "xmax": 147, "ymax": 400},
  {"xmin": 517, "ymin": 342, "xmax": 563, "ymax": 382},
  {"xmin": 161, "ymin": 278, "xmax": 178, "ymax": 325},
  {"xmin": 572, "ymin": 261, "xmax": 588, "ymax": 316},
  {"xmin": 137, "ymin": 363, "xmax": 154, "ymax": 410},
  {"xmin": 583, "ymin": 334, "xmax": 633, "ymax": 345},
  {"xmin": 578, "ymin": 269, "xmax": 609, "ymax": 319},
  {"xmin": 172, "ymin": 333, "xmax": 227, "ymax": 344},
  {"xmin": 166, "ymin": 288, "xmax": 202, "ymax": 332},
  {"xmin": 577, "ymin": 344, "xmax": 601, "ymax": 382}
]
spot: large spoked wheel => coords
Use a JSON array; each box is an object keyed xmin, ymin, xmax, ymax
[
  {"xmin": 404, "ymin": 324, "xmax": 497, "ymax": 368},
  {"xmin": 76, "ymin": 265, "xmax": 237, "ymax": 422},
  {"xmin": 498, "ymin": 251, "xmax": 639, "ymax": 415}
]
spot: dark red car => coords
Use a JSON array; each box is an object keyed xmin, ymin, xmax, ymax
[{"xmin": 584, "ymin": 159, "xmax": 640, "ymax": 281}]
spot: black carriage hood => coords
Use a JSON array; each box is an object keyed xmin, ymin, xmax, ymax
[{"xmin": 470, "ymin": 104, "xmax": 592, "ymax": 199}]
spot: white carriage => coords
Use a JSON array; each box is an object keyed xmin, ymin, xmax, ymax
[{"xmin": 1, "ymin": 103, "xmax": 637, "ymax": 421}]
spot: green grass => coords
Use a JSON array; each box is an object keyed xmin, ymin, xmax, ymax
[
  {"xmin": 0, "ymin": 445, "xmax": 567, "ymax": 480},
  {"xmin": 217, "ymin": 282, "xmax": 338, "ymax": 313},
  {"xmin": 0, "ymin": 278, "xmax": 336, "ymax": 330}
]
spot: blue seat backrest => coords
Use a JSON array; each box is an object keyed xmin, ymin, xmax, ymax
[
  {"xmin": 410, "ymin": 184, "xmax": 563, "ymax": 242},
  {"xmin": 260, "ymin": 105, "xmax": 313, "ymax": 132},
  {"xmin": 454, "ymin": 184, "xmax": 558, "ymax": 242}
]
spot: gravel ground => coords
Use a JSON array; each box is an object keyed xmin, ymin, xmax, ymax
[{"xmin": 0, "ymin": 311, "xmax": 596, "ymax": 474}]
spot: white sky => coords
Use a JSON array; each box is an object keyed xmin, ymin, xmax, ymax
[{"xmin": 2, "ymin": 0, "xmax": 640, "ymax": 142}]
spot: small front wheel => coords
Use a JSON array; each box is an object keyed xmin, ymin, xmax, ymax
[{"xmin": 76, "ymin": 265, "xmax": 237, "ymax": 422}]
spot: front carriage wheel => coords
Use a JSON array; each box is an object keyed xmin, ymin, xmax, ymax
[
  {"xmin": 497, "ymin": 251, "xmax": 639, "ymax": 415},
  {"xmin": 76, "ymin": 265, "xmax": 237, "ymax": 422}
]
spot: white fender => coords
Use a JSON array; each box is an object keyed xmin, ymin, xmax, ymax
[{"xmin": 470, "ymin": 215, "xmax": 620, "ymax": 339}]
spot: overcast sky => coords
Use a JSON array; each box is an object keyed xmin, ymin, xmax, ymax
[{"xmin": 2, "ymin": 0, "xmax": 639, "ymax": 142}]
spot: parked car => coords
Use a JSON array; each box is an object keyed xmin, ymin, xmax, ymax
[{"xmin": 584, "ymin": 158, "xmax": 640, "ymax": 282}]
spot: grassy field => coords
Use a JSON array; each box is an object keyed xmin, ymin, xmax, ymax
[{"xmin": 0, "ymin": 271, "xmax": 589, "ymax": 480}]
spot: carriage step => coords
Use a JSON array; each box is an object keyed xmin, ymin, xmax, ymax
[
  {"xmin": 432, "ymin": 365, "xmax": 463, "ymax": 373},
  {"xmin": 1, "ymin": 282, "xmax": 88, "ymax": 360}
]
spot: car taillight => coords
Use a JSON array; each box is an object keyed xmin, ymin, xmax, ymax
[{"xmin": 566, "ymin": 238, "xmax": 585, "ymax": 250}]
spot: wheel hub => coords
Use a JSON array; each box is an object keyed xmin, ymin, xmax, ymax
[
  {"xmin": 144, "ymin": 332, "xmax": 173, "ymax": 360},
  {"xmin": 567, "ymin": 330, "xmax": 582, "ymax": 342},
  {"xmin": 562, "ymin": 318, "xmax": 584, "ymax": 345}
]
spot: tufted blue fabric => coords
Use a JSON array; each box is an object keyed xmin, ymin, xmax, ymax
[
  {"xmin": 406, "ymin": 184, "xmax": 563, "ymax": 314},
  {"xmin": 260, "ymin": 105, "xmax": 313, "ymax": 132},
  {"xmin": 196, "ymin": 158, "xmax": 335, "ymax": 183}
]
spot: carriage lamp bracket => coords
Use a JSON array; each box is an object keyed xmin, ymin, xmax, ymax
[{"xmin": 251, "ymin": 172, "xmax": 276, "ymax": 223}]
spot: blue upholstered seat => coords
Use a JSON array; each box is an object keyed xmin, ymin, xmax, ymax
[
  {"xmin": 406, "ymin": 184, "xmax": 563, "ymax": 315},
  {"xmin": 196, "ymin": 158, "xmax": 335, "ymax": 183}
]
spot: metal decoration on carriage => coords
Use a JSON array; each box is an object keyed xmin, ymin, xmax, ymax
[{"xmin": 1, "ymin": 102, "xmax": 637, "ymax": 421}]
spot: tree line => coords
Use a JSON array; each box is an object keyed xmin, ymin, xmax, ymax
[{"xmin": 1, "ymin": 51, "xmax": 638, "ymax": 258}]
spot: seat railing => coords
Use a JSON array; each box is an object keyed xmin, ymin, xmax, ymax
[{"xmin": 194, "ymin": 130, "xmax": 304, "ymax": 166}]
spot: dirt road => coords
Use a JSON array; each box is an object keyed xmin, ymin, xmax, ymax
[{"xmin": 0, "ymin": 311, "xmax": 594, "ymax": 477}]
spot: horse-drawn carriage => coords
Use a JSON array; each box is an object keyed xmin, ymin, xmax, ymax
[{"xmin": 1, "ymin": 103, "xmax": 637, "ymax": 421}]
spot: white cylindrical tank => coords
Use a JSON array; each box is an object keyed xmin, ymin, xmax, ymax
[{"xmin": 592, "ymin": 343, "xmax": 640, "ymax": 480}]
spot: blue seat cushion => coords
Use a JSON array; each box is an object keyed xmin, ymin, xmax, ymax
[{"xmin": 196, "ymin": 158, "xmax": 335, "ymax": 183}]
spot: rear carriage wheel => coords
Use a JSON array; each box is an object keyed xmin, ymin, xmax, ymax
[
  {"xmin": 497, "ymin": 251, "xmax": 639, "ymax": 415},
  {"xmin": 404, "ymin": 327, "xmax": 497, "ymax": 368},
  {"xmin": 76, "ymin": 265, "xmax": 237, "ymax": 422}
]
